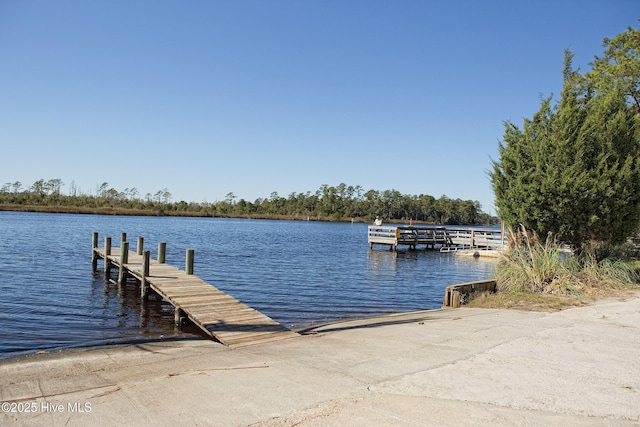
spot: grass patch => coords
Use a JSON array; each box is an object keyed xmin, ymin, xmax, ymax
[
  {"xmin": 466, "ymin": 226, "xmax": 640, "ymax": 312},
  {"xmin": 497, "ymin": 227, "xmax": 638, "ymax": 294},
  {"xmin": 466, "ymin": 286, "xmax": 639, "ymax": 312},
  {"xmin": 466, "ymin": 291, "xmax": 595, "ymax": 311}
]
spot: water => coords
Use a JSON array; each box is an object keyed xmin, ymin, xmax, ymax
[{"xmin": 0, "ymin": 211, "xmax": 496, "ymax": 359}]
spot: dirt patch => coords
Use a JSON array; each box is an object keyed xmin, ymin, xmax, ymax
[{"xmin": 466, "ymin": 286, "xmax": 640, "ymax": 312}]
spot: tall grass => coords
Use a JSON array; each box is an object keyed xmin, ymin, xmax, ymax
[{"xmin": 496, "ymin": 226, "xmax": 638, "ymax": 295}]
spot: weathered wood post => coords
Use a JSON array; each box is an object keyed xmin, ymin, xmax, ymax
[
  {"xmin": 118, "ymin": 241, "xmax": 129, "ymax": 286},
  {"xmin": 104, "ymin": 237, "xmax": 112, "ymax": 278},
  {"xmin": 451, "ymin": 290, "xmax": 461, "ymax": 308},
  {"xmin": 141, "ymin": 250, "xmax": 150, "ymax": 300},
  {"xmin": 92, "ymin": 232, "xmax": 99, "ymax": 273},
  {"xmin": 186, "ymin": 249, "xmax": 194, "ymax": 275},
  {"xmin": 158, "ymin": 242, "xmax": 166, "ymax": 264},
  {"xmin": 121, "ymin": 232, "xmax": 127, "ymax": 244},
  {"xmin": 137, "ymin": 236, "xmax": 144, "ymax": 255},
  {"xmin": 139, "ymin": 303, "xmax": 148, "ymax": 327},
  {"xmin": 443, "ymin": 287, "xmax": 451, "ymax": 307},
  {"xmin": 175, "ymin": 307, "xmax": 185, "ymax": 327}
]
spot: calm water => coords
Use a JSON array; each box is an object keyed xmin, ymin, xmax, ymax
[{"xmin": 0, "ymin": 211, "xmax": 496, "ymax": 358}]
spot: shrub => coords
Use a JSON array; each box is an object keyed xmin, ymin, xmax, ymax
[{"xmin": 496, "ymin": 226, "xmax": 638, "ymax": 295}]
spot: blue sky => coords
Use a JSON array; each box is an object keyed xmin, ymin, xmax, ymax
[{"xmin": 1, "ymin": 1, "xmax": 637, "ymax": 214}]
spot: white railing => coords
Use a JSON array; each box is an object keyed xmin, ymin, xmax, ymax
[
  {"xmin": 368, "ymin": 225, "xmax": 398, "ymax": 247},
  {"xmin": 368, "ymin": 225, "xmax": 505, "ymax": 251}
]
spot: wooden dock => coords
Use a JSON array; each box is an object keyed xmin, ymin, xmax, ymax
[
  {"xmin": 91, "ymin": 233, "xmax": 298, "ymax": 348},
  {"xmin": 368, "ymin": 225, "xmax": 505, "ymax": 251}
]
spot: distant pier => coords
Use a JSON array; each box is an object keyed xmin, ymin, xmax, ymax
[
  {"xmin": 368, "ymin": 225, "xmax": 505, "ymax": 252},
  {"xmin": 92, "ymin": 232, "xmax": 298, "ymax": 347}
]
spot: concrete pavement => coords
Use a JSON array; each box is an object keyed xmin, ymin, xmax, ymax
[{"xmin": 1, "ymin": 292, "xmax": 639, "ymax": 426}]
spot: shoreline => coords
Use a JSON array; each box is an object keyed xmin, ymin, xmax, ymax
[
  {"xmin": 1, "ymin": 211, "xmax": 499, "ymax": 366},
  {"xmin": 0, "ymin": 335, "xmax": 207, "ymax": 364},
  {"xmin": 0, "ymin": 205, "xmax": 498, "ymax": 226},
  {"xmin": 0, "ymin": 308, "xmax": 443, "ymax": 363},
  {"xmin": 2, "ymin": 293, "xmax": 639, "ymax": 426}
]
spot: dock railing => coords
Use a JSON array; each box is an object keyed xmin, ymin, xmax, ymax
[
  {"xmin": 443, "ymin": 228, "xmax": 506, "ymax": 250},
  {"xmin": 367, "ymin": 226, "xmax": 399, "ymax": 248},
  {"xmin": 368, "ymin": 225, "xmax": 505, "ymax": 251}
]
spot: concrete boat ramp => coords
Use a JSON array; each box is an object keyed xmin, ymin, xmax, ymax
[{"xmin": 1, "ymin": 291, "xmax": 638, "ymax": 426}]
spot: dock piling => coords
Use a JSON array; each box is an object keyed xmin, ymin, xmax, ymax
[
  {"xmin": 137, "ymin": 237, "xmax": 144, "ymax": 255},
  {"xmin": 118, "ymin": 241, "xmax": 129, "ymax": 286},
  {"xmin": 104, "ymin": 237, "xmax": 112, "ymax": 278},
  {"xmin": 175, "ymin": 307, "xmax": 184, "ymax": 327},
  {"xmin": 141, "ymin": 250, "xmax": 150, "ymax": 300},
  {"xmin": 186, "ymin": 249, "xmax": 194, "ymax": 275},
  {"xmin": 158, "ymin": 242, "xmax": 166, "ymax": 264},
  {"xmin": 92, "ymin": 232, "xmax": 99, "ymax": 273}
]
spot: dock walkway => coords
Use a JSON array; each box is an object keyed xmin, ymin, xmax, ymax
[{"xmin": 92, "ymin": 233, "xmax": 298, "ymax": 348}]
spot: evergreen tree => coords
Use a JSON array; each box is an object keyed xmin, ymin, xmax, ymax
[
  {"xmin": 491, "ymin": 48, "xmax": 640, "ymax": 250},
  {"xmin": 588, "ymin": 22, "xmax": 640, "ymax": 114}
]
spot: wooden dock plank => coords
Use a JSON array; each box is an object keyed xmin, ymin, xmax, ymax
[
  {"xmin": 207, "ymin": 325, "xmax": 292, "ymax": 337},
  {"xmin": 196, "ymin": 312, "xmax": 271, "ymax": 324},
  {"xmin": 92, "ymin": 245, "xmax": 298, "ymax": 347},
  {"xmin": 160, "ymin": 290, "xmax": 231, "ymax": 298},
  {"xmin": 210, "ymin": 328, "xmax": 298, "ymax": 347},
  {"xmin": 187, "ymin": 305, "xmax": 258, "ymax": 315}
]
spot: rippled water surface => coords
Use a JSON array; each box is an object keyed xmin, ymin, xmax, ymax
[{"xmin": 0, "ymin": 212, "xmax": 496, "ymax": 358}]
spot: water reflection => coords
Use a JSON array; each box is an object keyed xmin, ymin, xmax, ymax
[
  {"xmin": 96, "ymin": 269, "xmax": 207, "ymax": 338},
  {"xmin": 0, "ymin": 212, "xmax": 496, "ymax": 358},
  {"xmin": 367, "ymin": 248, "xmax": 399, "ymax": 274}
]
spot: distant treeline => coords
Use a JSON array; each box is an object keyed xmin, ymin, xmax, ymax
[{"xmin": 0, "ymin": 179, "xmax": 498, "ymax": 225}]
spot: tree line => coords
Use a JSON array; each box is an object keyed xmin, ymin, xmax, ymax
[{"xmin": 0, "ymin": 179, "xmax": 497, "ymax": 225}]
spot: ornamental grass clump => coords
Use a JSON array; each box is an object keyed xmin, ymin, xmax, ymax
[
  {"xmin": 496, "ymin": 227, "xmax": 575, "ymax": 294},
  {"xmin": 496, "ymin": 226, "xmax": 638, "ymax": 296},
  {"xmin": 568, "ymin": 253, "xmax": 638, "ymax": 291}
]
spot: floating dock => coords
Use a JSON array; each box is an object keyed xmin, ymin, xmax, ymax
[
  {"xmin": 368, "ymin": 225, "xmax": 505, "ymax": 252},
  {"xmin": 91, "ymin": 233, "xmax": 298, "ymax": 348}
]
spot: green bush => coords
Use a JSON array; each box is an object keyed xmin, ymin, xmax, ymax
[{"xmin": 496, "ymin": 227, "xmax": 638, "ymax": 295}]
